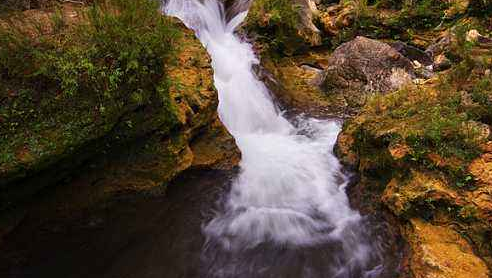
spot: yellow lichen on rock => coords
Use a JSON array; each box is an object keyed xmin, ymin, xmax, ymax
[
  {"xmin": 388, "ymin": 143, "xmax": 411, "ymax": 160},
  {"xmin": 190, "ymin": 117, "xmax": 241, "ymax": 170},
  {"xmin": 382, "ymin": 171, "xmax": 461, "ymax": 216},
  {"xmin": 405, "ymin": 218, "xmax": 489, "ymax": 278},
  {"xmin": 468, "ymin": 143, "xmax": 492, "ymax": 224},
  {"xmin": 318, "ymin": 3, "xmax": 355, "ymax": 36},
  {"xmin": 97, "ymin": 23, "xmax": 240, "ymax": 196}
]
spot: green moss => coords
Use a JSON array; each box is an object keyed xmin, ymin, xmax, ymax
[
  {"xmin": 471, "ymin": 76, "xmax": 492, "ymax": 124},
  {"xmin": 0, "ymin": 0, "xmax": 182, "ymax": 185},
  {"xmin": 245, "ymin": 0, "xmax": 303, "ymax": 56},
  {"xmin": 348, "ymin": 78, "xmax": 490, "ymax": 191},
  {"xmin": 329, "ymin": 0, "xmax": 448, "ymax": 49},
  {"xmin": 385, "ymin": 0, "xmax": 449, "ymax": 30}
]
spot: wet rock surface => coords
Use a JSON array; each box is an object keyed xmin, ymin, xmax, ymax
[
  {"xmin": 247, "ymin": 0, "xmax": 492, "ymax": 276},
  {"xmin": 0, "ymin": 5, "xmax": 239, "ymax": 212},
  {"xmin": 0, "ymin": 3, "xmax": 240, "ymax": 250},
  {"xmin": 258, "ymin": 51, "xmax": 353, "ymax": 118},
  {"xmin": 335, "ymin": 74, "xmax": 492, "ymax": 276},
  {"xmin": 2, "ymin": 0, "xmax": 492, "ymax": 277}
]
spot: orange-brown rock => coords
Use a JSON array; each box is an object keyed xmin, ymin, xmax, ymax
[
  {"xmin": 405, "ymin": 219, "xmax": 490, "ymax": 278},
  {"xmin": 318, "ymin": 3, "xmax": 355, "ymax": 36},
  {"xmin": 468, "ymin": 146, "xmax": 492, "ymax": 224},
  {"xmin": 388, "ymin": 143, "xmax": 411, "ymax": 160},
  {"xmin": 382, "ymin": 171, "xmax": 462, "ymax": 216},
  {"xmin": 0, "ymin": 4, "xmax": 240, "ymax": 227}
]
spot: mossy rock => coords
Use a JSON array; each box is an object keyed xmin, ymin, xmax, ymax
[{"xmin": 0, "ymin": 2, "xmax": 238, "ymax": 210}]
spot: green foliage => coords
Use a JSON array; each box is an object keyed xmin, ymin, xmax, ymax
[
  {"xmin": 372, "ymin": 0, "xmax": 402, "ymax": 9},
  {"xmin": 246, "ymin": 0, "xmax": 302, "ymax": 55},
  {"xmin": 0, "ymin": 0, "xmax": 182, "ymax": 173},
  {"xmin": 471, "ymin": 76, "xmax": 492, "ymax": 124},
  {"xmin": 349, "ymin": 0, "xmax": 369, "ymax": 19},
  {"xmin": 405, "ymin": 106, "xmax": 481, "ymax": 189},
  {"xmin": 3, "ymin": 0, "xmax": 179, "ymax": 96},
  {"xmin": 0, "ymin": 0, "xmax": 180, "ymax": 123},
  {"xmin": 396, "ymin": 0, "xmax": 449, "ymax": 29},
  {"xmin": 331, "ymin": 0, "xmax": 446, "ymax": 48},
  {"xmin": 449, "ymin": 23, "xmax": 475, "ymax": 63},
  {"xmin": 396, "ymin": 90, "xmax": 483, "ymax": 177},
  {"xmin": 356, "ymin": 83, "xmax": 488, "ymax": 190}
]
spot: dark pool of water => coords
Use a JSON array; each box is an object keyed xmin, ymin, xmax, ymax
[{"xmin": 0, "ymin": 169, "xmax": 403, "ymax": 278}]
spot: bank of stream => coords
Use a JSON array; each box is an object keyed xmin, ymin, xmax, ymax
[{"xmin": 0, "ymin": 1, "xmax": 405, "ymax": 277}]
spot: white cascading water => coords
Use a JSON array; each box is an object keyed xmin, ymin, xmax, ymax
[{"xmin": 164, "ymin": 1, "xmax": 381, "ymax": 277}]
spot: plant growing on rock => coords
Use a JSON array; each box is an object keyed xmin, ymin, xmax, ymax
[
  {"xmin": 245, "ymin": 0, "xmax": 303, "ymax": 55},
  {"xmin": 0, "ymin": 0, "xmax": 181, "ymax": 184}
]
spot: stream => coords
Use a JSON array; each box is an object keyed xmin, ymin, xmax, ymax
[
  {"xmin": 164, "ymin": 0, "xmax": 398, "ymax": 277},
  {"xmin": 0, "ymin": 1, "xmax": 402, "ymax": 277}
]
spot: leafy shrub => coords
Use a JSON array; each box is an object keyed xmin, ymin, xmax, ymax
[
  {"xmin": 1, "ymin": 0, "xmax": 179, "ymax": 97},
  {"xmin": 0, "ymin": 0, "xmax": 181, "ymax": 127},
  {"xmin": 396, "ymin": 0, "xmax": 449, "ymax": 29},
  {"xmin": 471, "ymin": 76, "xmax": 492, "ymax": 124}
]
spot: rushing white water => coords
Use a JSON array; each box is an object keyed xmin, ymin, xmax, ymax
[{"xmin": 164, "ymin": 0, "xmax": 379, "ymax": 276}]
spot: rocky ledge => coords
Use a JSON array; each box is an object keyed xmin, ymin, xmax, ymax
[{"xmin": 0, "ymin": 3, "xmax": 240, "ymax": 241}]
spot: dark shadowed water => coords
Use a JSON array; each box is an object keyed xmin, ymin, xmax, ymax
[{"xmin": 0, "ymin": 169, "xmax": 402, "ymax": 278}]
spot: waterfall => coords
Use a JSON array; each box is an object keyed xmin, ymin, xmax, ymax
[{"xmin": 164, "ymin": 1, "xmax": 385, "ymax": 277}]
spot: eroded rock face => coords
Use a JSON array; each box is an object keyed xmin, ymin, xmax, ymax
[
  {"xmin": 222, "ymin": 0, "xmax": 251, "ymax": 21},
  {"xmin": 468, "ymin": 143, "xmax": 492, "ymax": 229},
  {"xmin": 382, "ymin": 172, "xmax": 462, "ymax": 217},
  {"xmin": 405, "ymin": 219, "xmax": 489, "ymax": 278},
  {"xmin": 0, "ymin": 5, "xmax": 240, "ymax": 211},
  {"xmin": 295, "ymin": 0, "xmax": 322, "ymax": 46},
  {"xmin": 259, "ymin": 52, "xmax": 354, "ymax": 117},
  {"xmin": 244, "ymin": 0, "xmax": 321, "ymax": 55},
  {"xmin": 318, "ymin": 2, "xmax": 356, "ymax": 36},
  {"xmin": 321, "ymin": 36, "xmax": 415, "ymax": 95},
  {"xmin": 334, "ymin": 60, "xmax": 492, "ymax": 274},
  {"xmin": 91, "ymin": 26, "xmax": 241, "ymax": 198}
]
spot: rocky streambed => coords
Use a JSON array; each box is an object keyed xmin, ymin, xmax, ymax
[
  {"xmin": 1, "ymin": 0, "xmax": 492, "ymax": 278},
  {"xmin": 246, "ymin": 1, "xmax": 492, "ymax": 277}
]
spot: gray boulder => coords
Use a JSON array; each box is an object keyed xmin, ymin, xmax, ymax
[{"xmin": 321, "ymin": 36, "xmax": 415, "ymax": 94}]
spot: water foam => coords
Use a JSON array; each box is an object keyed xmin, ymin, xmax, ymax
[{"xmin": 164, "ymin": 0, "xmax": 375, "ymax": 274}]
